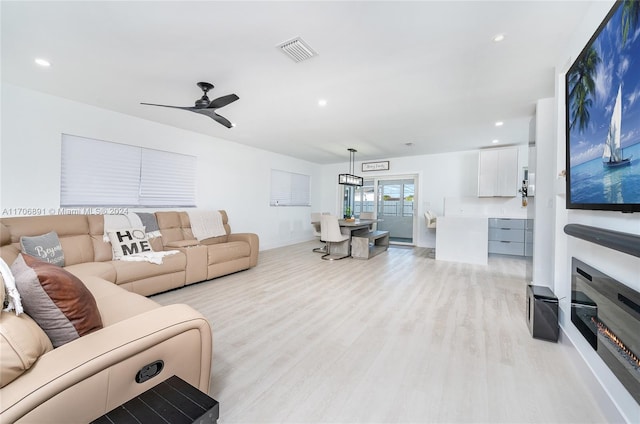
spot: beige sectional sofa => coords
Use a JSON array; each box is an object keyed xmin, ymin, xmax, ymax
[
  {"xmin": 0, "ymin": 210, "xmax": 258, "ymax": 296},
  {"xmin": 156, "ymin": 211, "xmax": 259, "ymax": 282},
  {"xmin": 0, "ymin": 210, "xmax": 258, "ymax": 422}
]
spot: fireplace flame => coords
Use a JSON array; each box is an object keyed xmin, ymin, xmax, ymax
[{"xmin": 591, "ymin": 317, "xmax": 640, "ymax": 370}]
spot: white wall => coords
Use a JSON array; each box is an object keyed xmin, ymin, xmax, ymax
[
  {"xmin": 1, "ymin": 83, "xmax": 322, "ymax": 250},
  {"xmin": 1, "ymin": 83, "xmax": 532, "ymax": 251},
  {"xmin": 531, "ymin": 98, "xmax": 556, "ymax": 287},
  {"xmin": 318, "ymin": 145, "xmax": 528, "ymax": 248},
  {"xmin": 552, "ymin": 1, "xmax": 640, "ymax": 422}
]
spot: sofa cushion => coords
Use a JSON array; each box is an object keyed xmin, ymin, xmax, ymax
[
  {"xmin": 207, "ymin": 241, "xmax": 251, "ymax": 264},
  {"xmin": 1, "ymin": 222, "xmax": 10, "ymax": 246},
  {"xmin": 87, "ymin": 214, "xmax": 115, "ymax": 262},
  {"xmin": 64, "ymin": 261, "xmax": 117, "ymax": 283},
  {"xmin": 110, "ymin": 251, "xmax": 186, "ymax": 284},
  {"xmin": 0, "ymin": 310, "xmax": 53, "ymax": 387},
  {"xmin": 81, "ymin": 276, "xmax": 158, "ymax": 326},
  {"xmin": 20, "ymin": 231, "xmax": 65, "ymax": 267},
  {"xmin": 1, "ymin": 215, "xmax": 96, "ymax": 266},
  {"xmin": 106, "ymin": 228, "xmax": 152, "ymax": 260},
  {"xmin": 11, "ymin": 254, "xmax": 103, "ymax": 348},
  {"xmin": 156, "ymin": 211, "xmax": 231, "ymax": 245},
  {"xmin": 199, "ymin": 234, "xmax": 230, "ymax": 246},
  {"xmin": 165, "ymin": 240, "xmax": 200, "ymax": 248},
  {"xmin": 59, "ymin": 234, "xmax": 97, "ymax": 266}
]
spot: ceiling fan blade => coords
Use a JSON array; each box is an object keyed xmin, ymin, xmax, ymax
[
  {"xmin": 212, "ymin": 114, "xmax": 233, "ymax": 128},
  {"xmin": 207, "ymin": 94, "xmax": 239, "ymax": 109},
  {"xmin": 192, "ymin": 109, "xmax": 234, "ymax": 128},
  {"xmin": 140, "ymin": 102, "xmax": 193, "ymax": 111}
]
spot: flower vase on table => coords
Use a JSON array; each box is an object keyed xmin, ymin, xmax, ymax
[{"xmin": 344, "ymin": 207, "xmax": 355, "ymax": 222}]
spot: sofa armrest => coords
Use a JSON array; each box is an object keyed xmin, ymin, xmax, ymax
[
  {"xmin": 228, "ymin": 233, "xmax": 259, "ymax": 267},
  {"xmin": 165, "ymin": 239, "xmax": 200, "ymax": 248},
  {"xmin": 173, "ymin": 245, "xmax": 208, "ymax": 284},
  {"xmin": 0, "ymin": 304, "xmax": 212, "ymax": 423}
]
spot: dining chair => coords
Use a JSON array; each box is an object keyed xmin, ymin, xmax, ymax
[
  {"xmin": 320, "ymin": 214, "xmax": 351, "ymax": 260},
  {"xmin": 311, "ymin": 212, "xmax": 326, "ymax": 253},
  {"xmin": 424, "ymin": 211, "xmax": 437, "ymax": 229},
  {"xmin": 359, "ymin": 211, "xmax": 375, "ymax": 230}
]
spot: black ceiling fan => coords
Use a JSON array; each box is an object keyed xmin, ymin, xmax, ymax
[{"xmin": 141, "ymin": 82, "xmax": 239, "ymax": 128}]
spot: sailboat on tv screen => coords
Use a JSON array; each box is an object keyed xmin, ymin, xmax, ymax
[{"xmin": 602, "ymin": 84, "xmax": 632, "ymax": 168}]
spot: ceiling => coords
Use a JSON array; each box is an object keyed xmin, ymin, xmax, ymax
[{"xmin": 1, "ymin": 1, "xmax": 592, "ymax": 164}]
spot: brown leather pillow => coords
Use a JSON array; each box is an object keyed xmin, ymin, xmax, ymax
[{"xmin": 10, "ymin": 254, "xmax": 103, "ymax": 348}]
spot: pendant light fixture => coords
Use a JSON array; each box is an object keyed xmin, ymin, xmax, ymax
[{"xmin": 338, "ymin": 148, "xmax": 363, "ymax": 186}]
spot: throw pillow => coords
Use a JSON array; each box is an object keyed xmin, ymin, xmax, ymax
[
  {"xmin": 0, "ymin": 257, "xmax": 23, "ymax": 315},
  {"xmin": 106, "ymin": 228, "xmax": 153, "ymax": 260},
  {"xmin": 0, "ymin": 274, "xmax": 4, "ymax": 308},
  {"xmin": 10, "ymin": 254, "xmax": 103, "ymax": 348},
  {"xmin": 20, "ymin": 231, "xmax": 65, "ymax": 267}
]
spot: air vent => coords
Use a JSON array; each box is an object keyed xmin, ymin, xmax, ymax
[{"xmin": 277, "ymin": 37, "xmax": 318, "ymax": 63}]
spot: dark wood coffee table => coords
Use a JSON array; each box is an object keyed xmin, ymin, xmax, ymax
[{"xmin": 91, "ymin": 375, "xmax": 219, "ymax": 424}]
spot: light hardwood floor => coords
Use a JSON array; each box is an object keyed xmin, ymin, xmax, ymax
[{"xmin": 152, "ymin": 242, "xmax": 608, "ymax": 423}]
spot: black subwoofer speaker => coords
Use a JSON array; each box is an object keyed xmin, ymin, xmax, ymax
[{"xmin": 527, "ymin": 285, "xmax": 559, "ymax": 342}]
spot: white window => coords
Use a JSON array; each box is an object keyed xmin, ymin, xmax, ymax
[
  {"xmin": 270, "ymin": 169, "xmax": 310, "ymax": 206},
  {"xmin": 60, "ymin": 134, "xmax": 196, "ymax": 207}
]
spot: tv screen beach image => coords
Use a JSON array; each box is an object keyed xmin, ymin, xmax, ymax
[{"xmin": 566, "ymin": 0, "xmax": 640, "ymax": 207}]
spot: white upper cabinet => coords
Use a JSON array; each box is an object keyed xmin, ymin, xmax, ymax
[{"xmin": 477, "ymin": 147, "xmax": 518, "ymax": 197}]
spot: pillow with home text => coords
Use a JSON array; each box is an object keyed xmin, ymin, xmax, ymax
[{"xmin": 106, "ymin": 228, "xmax": 153, "ymax": 260}]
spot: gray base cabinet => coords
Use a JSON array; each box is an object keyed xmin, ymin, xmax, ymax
[{"xmin": 488, "ymin": 218, "xmax": 532, "ymax": 257}]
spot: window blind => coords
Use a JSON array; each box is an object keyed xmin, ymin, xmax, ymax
[
  {"xmin": 60, "ymin": 134, "xmax": 196, "ymax": 207},
  {"xmin": 270, "ymin": 169, "xmax": 310, "ymax": 206},
  {"xmin": 140, "ymin": 148, "xmax": 196, "ymax": 206}
]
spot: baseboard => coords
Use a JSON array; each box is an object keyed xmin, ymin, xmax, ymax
[
  {"xmin": 558, "ymin": 325, "xmax": 627, "ymax": 423},
  {"xmin": 261, "ymin": 237, "xmax": 319, "ymax": 251}
]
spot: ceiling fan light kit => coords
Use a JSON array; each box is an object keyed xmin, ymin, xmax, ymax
[{"xmin": 141, "ymin": 81, "xmax": 239, "ymax": 128}]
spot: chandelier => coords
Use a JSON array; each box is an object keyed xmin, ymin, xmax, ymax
[{"xmin": 338, "ymin": 148, "xmax": 363, "ymax": 186}]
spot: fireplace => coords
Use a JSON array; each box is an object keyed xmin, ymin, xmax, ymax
[{"xmin": 571, "ymin": 258, "xmax": 640, "ymax": 405}]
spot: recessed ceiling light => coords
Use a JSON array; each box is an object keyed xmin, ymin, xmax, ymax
[
  {"xmin": 231, "ymin": 123, "xmax": 236, "ymax": 128},
  {"xmin": 495, "ymin": 121, "xmax": 504, "ymax": 127},
  {"xmin": 492, "ymin": 33, "xmax": 506, "ymax": 42},
  {"xmin": 318, "ymin": 99, "xmax": 327, "ymax": 107},
  {"xmin": 404, "ymin": 142, "xmax": 414, "ymax": 147},
  {"xmin": 34, "ymin": 58, "xmax": 51, "ymax": 67},
  {"xmin": 492, "ymin": 139, "xmax": 500, "ymax": 144}
]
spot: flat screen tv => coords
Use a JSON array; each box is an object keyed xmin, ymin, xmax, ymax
[{"xmin": 565, "ymin": 0, "xmax": 640, "ymax": 213}]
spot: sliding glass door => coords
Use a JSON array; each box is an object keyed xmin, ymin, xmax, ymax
[
  {"xmin": 353, "ymin": 175, "xmax": 417, "ymax": 244},
  {"xmin": 353, "ymin": 180, "xmax": 375, "ymax": 215}
]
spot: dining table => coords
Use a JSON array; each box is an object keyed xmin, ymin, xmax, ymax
[{"xmin": 326, "ymin": 218, "xmax": 378, "ymax": 257}]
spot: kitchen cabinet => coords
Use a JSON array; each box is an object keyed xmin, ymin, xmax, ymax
[
  {"xmin": 525, "ymin": 219, "xmax": 534, "ymax": 257},
  {"xmin": 488, "ymin": 218, "xmax": 532, "ymax": 257},
  {"xmin": 478, "ymin": 147, "xmax": 518, "ymax": 197}
]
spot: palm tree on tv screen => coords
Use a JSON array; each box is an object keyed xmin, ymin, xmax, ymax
[
  {"xmin": 568, "ymin": 46, "xmax": 600, "ymax": 133},
  {"xmin": 622, "ymin": 0, "xmax": 640, "ymax": 46},
  {"xmin": 569, "ymin": 0, "xmax": 639, "ymax": 135}
]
